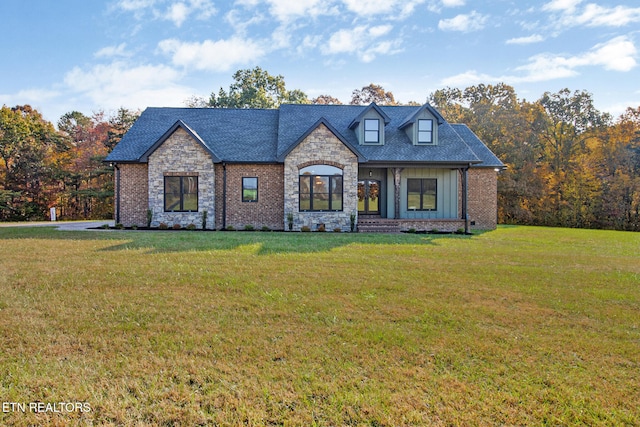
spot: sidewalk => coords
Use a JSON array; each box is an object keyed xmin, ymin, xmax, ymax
[{"xmin": 0, "ymin": 220, "xmax": 114, "ymax": 231}]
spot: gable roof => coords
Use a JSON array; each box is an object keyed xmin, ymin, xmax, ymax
[
  {"xmin": 106, "ymin": 107, "xmax": 279, "ymax": 163},
  {"xmin": 276, "ymin": 117, "xmax": 366, "ymax": 162},
  {"xmin": 347, "ymin": 102, "xmax": 392, "ymax": 129},
  {"xmin": 139, "ymin": 120, "xmax": 220, "ymax": 162},
  {"xmin": 105, "ymin": 104, "xmax": 504, "ymax": 168}
]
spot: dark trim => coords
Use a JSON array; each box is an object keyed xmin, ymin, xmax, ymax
[
  {"xmin": 222, "ymin": 163, "xmax": 227, "ymax": 230},
  {"xmin": 299, "ymin": 174, "xmax": 343, "ymax": 212},
  {"xmin": 242, "ymin": 177, "xmax": 259, "ymax": 202},
  {"xmin": 163, "ymin": 175, "xmax": 199, "ymax": 212},
  {"xmin": 113, "ymin": 163, "xmax": 120, "ymax": 224},
  {"xmin": 406, "ymin": 178, "xmax": 437, "ymax": 212}
]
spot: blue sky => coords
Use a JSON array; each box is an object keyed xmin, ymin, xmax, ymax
[{"xmin": 1, "ymin": 0, "xmax": 639, "ymax": 123}]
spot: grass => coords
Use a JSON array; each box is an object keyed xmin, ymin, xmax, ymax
[{"xmin": 0, "ymin": 225, "xmax": 638, "ymax": 426}]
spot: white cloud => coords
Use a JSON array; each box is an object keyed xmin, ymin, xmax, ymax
[
  {"xmin": 543, "ymin": 1, "xmax": 640, "ymax": 29},
  {"xmin": 441, "ymin": 0, "xmax": 465, "ymax": 6},
  {"xmin": 542, "ymin": 0, "xmax": 582, "ymax": 13},
  {"xmin": 236, "ymin": 0, "xmax": 338, "ymax": 22},
  {"xmin": 322, "ymin": 25, "xmax": 401, "ymax": 62},
  {"xmin": 63, "ymin": 61, "xmax": 193, "ymax": 111},
  {"xmin": 115, "ymin": 0, "xmax": 216, "ymax": 26},
  {"xmin": 341, "ymin": 0, "xmax": 425, "ymax": 18},
  {"xmin": 165, "ymin": 3, "xmax": 189, "ymax": 26},
  {"xmin": 158, "ymin": 37, "xmax": 266, "ymax": 72},
  {"xmin": 574, "ymin": 4, "xmax": 640, "ymax": 27},
  {"xmin": 506, "ymin": 34, "xmax": 544, "ymax": 45},
  {"xmin": 442, "ymin": 36, "xmax": 637, "ymax": 86},
  {"xmin": 94, "ymin": 43, "xmax": 130, "ymax": 58},
  {"xmin": 438, "ymin": 11, "xmax": 488, "ymax": 32}
]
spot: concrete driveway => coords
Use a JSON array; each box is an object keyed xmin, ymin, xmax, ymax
[{"xmin": 0, "ymin": 220, "xmax": 114, "ymax": 231}]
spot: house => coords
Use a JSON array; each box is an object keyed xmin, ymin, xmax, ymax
[{"xmin": 105, "ymin": 103, "xmax": 504, "ymax": 232}]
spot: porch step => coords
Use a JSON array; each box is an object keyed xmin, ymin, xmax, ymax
[{"xmin": 357, "ymin": 219, "xmax": 401, "ymax": 233}]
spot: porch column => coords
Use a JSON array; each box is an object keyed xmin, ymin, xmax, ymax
[{"xmin": 391, "ymin": 167, "xmax": 403, "ymax": 219}]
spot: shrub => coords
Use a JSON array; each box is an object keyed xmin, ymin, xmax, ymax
[
  {"xmin": 407, "ymin": 228, "xmax": 417, "ymax": 234},
  {"xmin": 286, "ymin": 212, "xmax": 294, "ymax": 231},
  {"xmin": 456, "ymin": 228, "xmax": 465, "ymax": 234},
  {"xmin": 159, "ymin": 223, "xmax": 169, "ymax": 230},
  {"xmin": 333, "ymin": 227, "xmax": 342, "ymax": 233},
  {"xmin": 131, "ymin": 225, "xmax": 138, "ymax": 230},
  {"xmin": 317, "ymin": 223, "xmax": 326, "ymax": 232},
  {"xmin": 225, "ymin": 225, "xmax": 235, "ymax": 231},
  {"xmin": 202, "ymin": 210, "xmax": 208, "ymax": 230},
  {"xmin": 146, "ymin": 209, "xmax": 153, "ymax": 228},
  {"xmin": 186, "ymin": 223, "xmax": 197, "ymax": 230},
  {"xmin": 301, "ymin": 226, "xmax": 311, "ymax": 232},
  {"xmin": 244, "ymin": 224, "xmax": 255, "ymax": 231},
  {"xmin": 431, "ymin": 228, "xmax": 439, "ymax": 234},
  {"xmin": 100, "ymin": 224, "xmax": 110, "ymax": 229},
  {"xmin": 172, "ymin": 224, "xmax": 182, "ymax": 230},
  {"xmin": 115, "ymin": 223, "xmax": 124, "ymax": 230},
  {"xmin": 261, "ymin": 226, "xmax": 271, "ymax": 232}
]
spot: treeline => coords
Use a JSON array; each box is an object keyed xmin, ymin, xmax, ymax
[
  {"xmin": 2, "ymin": 67, "xmax": 639, "ymax": 230},
  {"xmin": 0, "ymin": 106, "xmax": 138, "ymax": 221},
  {"xmin": 428, "ymin": 84, "xmax": 640, "ymax": 231}
]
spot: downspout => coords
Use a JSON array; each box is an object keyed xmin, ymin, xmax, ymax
[
  {"xmin": 222, "ymin": 162, "xmax": 227, "ymax": 230},
  {"xmin": 462, "ymin": 164, "xmax": 470, "ymax": 234},
  {"xmin": 112, "ymin": 163, "xmax": 120, "ymax": 224}
]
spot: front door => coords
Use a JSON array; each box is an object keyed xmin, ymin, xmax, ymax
[{"xmin": 358, "ymin": 180, "xmax": 380, "ymax": 214}]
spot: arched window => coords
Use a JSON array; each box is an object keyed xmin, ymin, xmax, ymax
[{"xmin": 299, "ymin": 165, "xmax": 343, "ymax": 211}]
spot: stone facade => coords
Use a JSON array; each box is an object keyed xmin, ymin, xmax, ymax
[
  {"xmin": 467, "ymin": 168, "xmax": 498, "ymax": 230},
  {"xmin": 284, "ymin": 124, "xmax": 359, "ymax": 231},
  {"xmin": 214, "ymin": 163, "xmax": 284, "ymax": 230},
  {"xmin": 147, "ymin": 128, "xmax": 215, "ymax": 229},
  {"xmin": 116, "ymin": 163, "xmax": 148, "ymax": 227}
]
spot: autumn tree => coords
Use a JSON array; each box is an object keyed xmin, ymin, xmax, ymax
[
  {"xmin": 312, "ymin": 95, "xmax": 343, "ymax": 105},
  {"xmin": 350, "ymin": 84, "xmax": 397, "ymax": 106},
  {"xmin": 209, "ymin": 67, "xmax": 310, "ymax": 109},
  {"xmin": 0, "ymin": 105, "xmax": 66, "ymax": 220}
]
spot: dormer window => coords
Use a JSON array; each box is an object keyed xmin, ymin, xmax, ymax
[
  {"xmin": 418, "ymin": 119, "xmax": 433, "ymax": 144},
  {"xmin": 364, "ymin": 119, "xmax": 379, "ymax": 144}
]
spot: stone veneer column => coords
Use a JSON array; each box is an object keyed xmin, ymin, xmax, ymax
[
  {"xmin": 283, "ymin": 124, "xmax": 358, "ymax": 231},
  {"xmin": 147, "ymin": 128, "xmax": 215, "ymax": 229}
]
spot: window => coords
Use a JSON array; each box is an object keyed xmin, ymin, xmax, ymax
[
  {"xmin": 418, "ymin": 119, "xmax": 433, "ymax": 144},
  {"xmin": 299, "ymin": 165, "xmax": 343, "ymax": 211},
  {"xmin": 407, "ymin": 178, "xmax": 436, "ymax": 211},
  {"xmin": 164, "ymin": 176, "xmax": 198, "ymax": 211},
  {"xmin": 364, "ymin": 119, "xmax": 380, "ymax": 143},
  {"xmin": 242, "ymin": 177, "xmax": 258, "ymax": 202}
]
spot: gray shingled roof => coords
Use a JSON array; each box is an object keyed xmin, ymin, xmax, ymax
[
  {"xmin": 105, "ymin": 104, "xmax": 504, "ymax": 168},
  {"xmin": 106, "ymin": 107, "xmax": 279, "ymax": 163}
]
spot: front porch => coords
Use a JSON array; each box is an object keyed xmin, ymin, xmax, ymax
[{"xmin": 357, "ymin": 166, "xmax": 470, "ymax": 232}]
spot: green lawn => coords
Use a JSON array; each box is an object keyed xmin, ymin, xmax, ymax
[{"xmin": 0, "ymin": 226, "xmax": 638, "ymax": 426}]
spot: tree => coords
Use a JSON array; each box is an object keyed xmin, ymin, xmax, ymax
[
  {"xmin": 312, "ymin": 95, "xmax": 343, "ymax": 105},
  {"xmin": 209, "ymin": 67, "xmax": 309, "ymax": 109},
  {"xmin": 107, "ymin": 107, "xmax": 139, "ymax": 150},
  {"xmin": 0, "ymin": 105, "xmax": 66, "ymax": 220},
  {"xmin": 350, "ymin": 84, "xmax": 397, "ymax": 105}
]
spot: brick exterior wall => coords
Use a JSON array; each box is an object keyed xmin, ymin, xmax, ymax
[
  {"xmin": 116, "ymin": 163, "xmax": 148, "ymax": 227},
  {"xmin": 147, "ymin": 128, "xmax": 215, "ymax": 229},
  {"xmin": 214, "ymin": 163, "xmax": 284, "ymax": 230},
  {"xmin": 468, "ymin": 168, "xmax": 498, "ymax": 230},
  {"xmin": 284, "ymin": 124, "xmax": 358, "ymax": 231}
]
